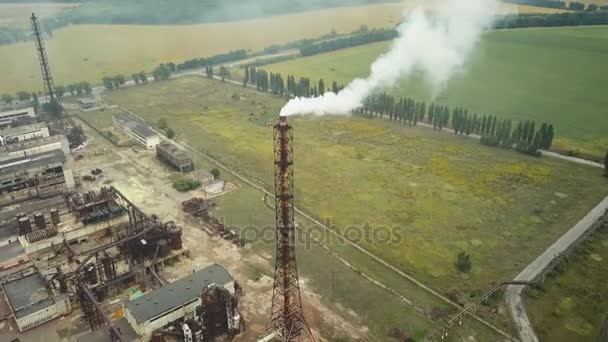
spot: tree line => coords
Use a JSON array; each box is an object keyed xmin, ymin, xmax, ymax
[
  {"xmin": 300, "ymin": 28, "xmax": 397, "ymax": 56},
  {"xmin": 243, "ymin": 66, "xmax": 345, "ymax": 98},
  {"xmin": 291, "ymin": 10, "xmax": 608, "ymax": 58},
  {"xmin": 1, "ymin": 81, "xmax": 92, "ymax": 104},
  {"xmin": 505, "ymin": 0, "xmax": 607, "ymax": 11},
  {"xmin": 240, "ymin": 67, "xmax": 557, "ymax": 157},
  {"xmin": 101, "ymin": 49, "xmax": 247, "ymax": 89},
  {"xmin": 495, "ymin": 9, "xmax": 608, "ymax": 28}
]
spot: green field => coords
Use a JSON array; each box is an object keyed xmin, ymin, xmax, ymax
[
  {"xmin": 263, "ymin": 26, "xmax": 608, "ymax": 156},
  {"xmin": 526, "ymin": 226, "xmax": 608, "ymax": 342},
  {"xmin": 94, "ymin": 76, "xmax": 608, "ymax": 301},
  {"xmin": 0, "ymin": 1, "xmax": 560, "ymax": 95}
]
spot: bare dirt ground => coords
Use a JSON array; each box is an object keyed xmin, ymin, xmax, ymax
[{"xmin": 65, "ymin": 116, "xmax": 368, "ymax": 341}]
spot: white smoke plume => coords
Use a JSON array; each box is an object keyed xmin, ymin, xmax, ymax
[{"xmin": 279, "ymin": 0, "xmax": 499, "ymax": 117}]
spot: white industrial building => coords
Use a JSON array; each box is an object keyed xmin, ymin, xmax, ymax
[
  {"xmin": 0, "ymin": 107, "xmax": 36, "ymax": 126},
  {"xmin": 124, "ymin": 264, "xmax": 234, "ymax": 340},
  {"xmin": 1, "ymin": 271, "xmax": 71, "ymax": 331},
  {"xmin": 0, "ymin": 122, "xmax": 50, "ymax": 146},
  {"xmin": 113, "ymin": 113, "xmax": 160, "ymax": 149}
]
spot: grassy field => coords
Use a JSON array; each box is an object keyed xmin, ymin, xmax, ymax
[
  {"xmin": 95, "ymin": 76, "xmax": 608, "ymax": 302},
  {"xmin": 263, "ymin": 26, "xmax": 608, "ymax": 156},
  {"xmin": 0, "ymin": 1, "xmax": 561, "ymax": 95},
  {"xmin": 526, "ymin": 226, "xmax": 608, "ymax": 342}
]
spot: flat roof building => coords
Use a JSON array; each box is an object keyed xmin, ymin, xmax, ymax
[
  {"xmin": 0, "ymin": 122, "xmax": 50, "ymax": 146},
  {"xmin": 124, "ymin": 264, "xmax": 234, "ymax": 339},
  {"xmin": 1, "ymin": 271, "xmax": 71, "ymax": 331},
  {"xmin": 0, "ymin": 107, "xmax": 36, "ymax": 126},
  {"xmin": 113, "ymin": 113, "xmax": 160, "ymax": 149},
  {"xmin": 156, "ymin": 141, "xmax": 193, "ymax": 172}
]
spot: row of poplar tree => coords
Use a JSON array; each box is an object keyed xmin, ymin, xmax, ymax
[
  {"xmin": 242, "ymin": 67, "xmax": 557, "ymax": 157},
  {"xmin": 243, "ymin": 66, "xmax": 345, "ymax": 97},
  {"xmin": 361, "ymin": 91, "xmax": 555, "ymax": 156}
]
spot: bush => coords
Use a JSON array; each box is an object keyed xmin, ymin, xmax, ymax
[
  {"xmin": 480, "ymin": 135, "xmax": 500, "ymax": 147},
  {"xmin": 172, "ymin": 177, "xmax": 201, "ymax": 192},
  {"xmin": 515, "ymin": 141, "xmax": 541, "ymax": 157},
  {"xmin": 166, "ymin": 128, "xmax": 175, "ymax": 139},
  {"xmin": 210, "ymin": 168, "xmax": 221, "ymax": 179},
  {"xmin": 457, "ymin": 251, "xmax": 472, "ymax": 273}
]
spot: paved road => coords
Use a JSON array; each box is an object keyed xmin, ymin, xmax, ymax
[{"xmin": 506, "ymin": 195, "xmax": 608, "ymax": 342}]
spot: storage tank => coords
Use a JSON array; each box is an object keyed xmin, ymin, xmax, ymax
[
  {"xmin": 157, "ymin": 239, "xmax": 170, "ymax": 258},
  {"xmin": 18, "ymin": 217, "xmax": 32, "ymax": 235},
  {"xmin": 50, "ymin": 208, "xmax": 61, "ymax": 226},
  {"xmin": 169, "ymin": 226, "xmax": 183, "ymax": 250},
  {"xmin": 33, "ymin": 212, "xmax": 46, "ymax": 229}
]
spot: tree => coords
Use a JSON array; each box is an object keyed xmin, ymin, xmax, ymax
[
  {"xmin": 205, "ymin": 65, "xmax": 213, "ymax": 79},
  {"xmin": 132, "ymin": 73, "xmax": 141, "ymax": 84},
  {"xmin": 81, "ymin": 82, "xmax": 92, "ymax": 95},
  {"xmin": 318, "ymin": 79, "xmax": 325, "ymax": 95},
  {"xmin": 218, "ymin": 65, "xmax": 230, "ymax": 82},
  {"xmin": 166, "ymin": 128, "xmax": 175, "ymax": 139},
  {"xmin": 116, "ymin": 74, "xmax": 126, "ymax": 86},
  {"xmin": 2, "ymin": 93, "xmax": 13, "ymax": 104},
  {"xmin": 210, "ymin": 168, "xmax": 221, "ymax": 179},
  {"xmin": 332, "ymin": 81, "xmax": 339, "ymax": 93},
  {"xmin": 153, "ymin": 65, "xmax": 171, "ymax": 81},
  {"xmin": 102, "ymin": 77, "xmax": 114, "ymax": 90},
  {"xmin": 544, "ymin": 124, "xmax": 554, "ymax": 149},
  {"xmin": 139, "ymin": 71, "xmax": 148, "ymax": 83},
  {"xmin": 457, "ymin": 251, "xmax": 472, "ymax": 273},
  {"xmin": 17, "ymin": 91, "xmax": 31, "ymax": 101},
  {"xmin": 157, "ymin": 118, "xmax": 168, "ymax": 130}
]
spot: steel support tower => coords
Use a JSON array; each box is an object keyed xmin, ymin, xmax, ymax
[
  {"xmin": 31, "ymin": 13, "xmax": 57, "ymax": 102},
  {"xmin": 265, "ymin": 116, "xmax": 314, "ymax": 341}
]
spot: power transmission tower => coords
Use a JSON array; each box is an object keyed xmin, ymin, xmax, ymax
[{"xmin": 31, "ymin": 13, "xmax": 57, "ymax": 102}]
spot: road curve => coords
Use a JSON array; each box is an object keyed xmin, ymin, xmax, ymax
[{"xmin": 506, "ymin": 195, "xmax": 608, "ymax": 342}]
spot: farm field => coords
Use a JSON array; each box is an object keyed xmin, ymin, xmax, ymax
[
  {"xmin": 0, "ymin": 1, "xmax": 560, "ymax": 95},
  {"xmin": 525, "ymin": 227, "xmax": 608, "ymax": 342},
  {"xmin": 95, "ymin": 76, "xmax": 608, "ymax": 301},
  {"xmin": 263, "ymin": 26, "xmax": 608, "ymax": 156}
]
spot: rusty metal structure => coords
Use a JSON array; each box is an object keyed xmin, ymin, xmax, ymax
[
  {"xmin": 64, "ymin": 187, "xmax": 125, "ymax": 225},
  {"xmin": 31, "ymin": 13, "xmax": 57, "ymax": 102},
  {"xmin": 265, "ymin": 116, "xmax": 314, "ymax": 341}
]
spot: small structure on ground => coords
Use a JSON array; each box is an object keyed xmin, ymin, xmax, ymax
[
  {"xmin": 203, "ymin": 179, "xmax": 224, "ymax": 195},
  {"xmin": 78, "ymin": 98, "xmax": 96, "ymax": 110}
]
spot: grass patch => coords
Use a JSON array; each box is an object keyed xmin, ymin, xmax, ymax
[
  {"xmin": 263, "ymin": 26, "xmax": 608, "ymax": 155},
  {"xmin": 526, "ymin": 226, "xmax": 608, "ymax": 342},
  {"xmin": 172, "ymin": 176, "xmax": 201, "ymax": 192}
]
